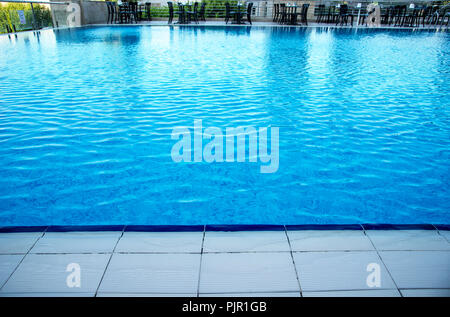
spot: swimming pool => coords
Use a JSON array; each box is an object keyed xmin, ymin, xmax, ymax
[{"xmin": 0, "ymin": 26, "xmax": 449, "ymax": 226}]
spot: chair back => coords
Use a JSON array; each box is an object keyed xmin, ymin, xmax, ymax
[
  {"xmin": 225, "ymin": 2, "xmax": 231, "ymax": 16},
  {"xmin": 247, "ymin": 2, "xmax": 253, "ymax": 15},
  {"xmin": 199, "ymin": 2, "xmax": 206, "ymax": 14},
  {"xmin": 302, "ymin": 3, "xmax": 309, "ymax": 16},
  {"xmin": 339, "ymin": 4, "xmax": 348, "ymax": 16}
]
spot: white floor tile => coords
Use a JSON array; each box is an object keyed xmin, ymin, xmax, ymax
[
  {"xmin": 379, "ymin": 251, "xmax": 450, "ymax": 289},
  {"xmin": 203, "ymin": 231, "xmax": 290, "ymax": 252},
  {"xmin": 0, "ymin": 254, "xmax": 110, "ymax": 293},
  {"xmin": 438, "ymin": 231, "xmax": 450, "ymax": 243},
  {"xmin": 199, "ymin": 292, "xmax": 300, "ymax": 297},
  {"xmin": 288, "ymin": 230, "xmax": 374, "ymax": 251},
  {"xmin": 293, "ymin": 251, "xmax": 396, "ymax": 291},
  {"xmin": 96, "ymin": 293, "xmax": 197, "ymax": 297},
  {"xmin": 31, "ymin": 232, "xmax": 121, "ymax": 254},
  {"xmin": 0, "ymin": 233, "xmax": 42, "ymax": 254},
  {"xmin": 199, "ymin": 253, "xmax": 299, "ymax": 293},
  {"xmin": 0, "ymin": 255, "xmax": 23, "ymax": 287},
  {"xmin": 367, "ymin": 230, "xmax": 450, "ymax": 251},
  {"xmin": 400, "ymin": 289, "xmax": 450, "ymax": 297},
  {"xmin": 115, "ymin": 232, "xmax": 203, "ymax": 253},
  {"xmin": 98, "ymin": 253, "xmax": 200, "ymax": 293},
  {"xmin": 303, "ymin": 289, "xmax": 401, "ymax": 297}
]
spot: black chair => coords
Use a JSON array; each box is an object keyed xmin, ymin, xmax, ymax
[
  {"xmin": 279, "ymin": 3, "xmax": 287, "ymax": 24},
  {"xmin": 273, "ymin": 3, "xmax": 280, "ymax": 22},
  {"xmin": 176, "ymin": 3, "xmax": 187, "ymax": 24},
  {"xmin": 144, "ymin": 2, "xmax": 152, "ymax": 21},
  {"xmin": 198, "ymin": 2, "xmax": 206, "ymax": 22},
  {"xmin": 168, "ymin": 1, "xmax": 174, "ymax": 24},
  {"xmin": 240, "ymin": 2, "xmax": 253, "ymax": 25},
  {"xmin": 119, "ymin": 2, "xmax": 131, "ymax": 24},
  {"xmin": 316, "ymin": 4, "xmax": 326, "ymax": 23},
  {"xmin": 437, "ymin": 6, "xmax": 450, "ymax": 25},
  {"xmin": 225, "ymin": 2, "xmax": 236, "ymax": 24},
  {"xmin": 300, "ymin": 3, "xmax": 309, "ymax": 25},
  {"xmin": 107, "ymin": 2, "xmax": 119, "ymax": 24},
  {"xmin": 393, "ymin": 5, "xmax": 407, "ymax": 26},
  {"xmin": 327, "ymin": 5, "xmax": 338, "ymax": 24},
  {"xmin": 186, "ymin": 2, "xmax": 199, "ymax": 24},
  {"xmin": 128, "ymin": 2, "xmax": 139, "ymax": 23},
  {"xmin": 336, "ymin": 4, "xmax": 352, "ymax": 26}
]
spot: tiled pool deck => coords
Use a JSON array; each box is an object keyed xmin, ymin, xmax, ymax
[{"xmin": 0, "ymin": 225, "xmax": 448, "ymax": 297}]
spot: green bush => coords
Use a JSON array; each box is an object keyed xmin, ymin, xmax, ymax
[{"xmin": 0, "ymin": 3, "xmax": 51, "ymax": 34}]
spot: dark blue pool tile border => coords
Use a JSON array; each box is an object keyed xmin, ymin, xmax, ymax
[
  {"xmin": 0, "ymin": 226, "xmax": 48, "ymax": 233},
  {"xmin": 361, "ymin": 224, "xmax": 436, "ymax": 230},
  {"xmin": 435, "ymin": 224, "xmax": 450, "ymax": 231},
  {"xmin": 286, "ymin": 224, "xmax": 362, "ymax": 231},
  {"xmin": 206, "ymin": 225, "xmax": 285, "ymax": 232},
  {"xmin": 0, "ymin": 224, "xmax": 448, "ymax": 232},
  {"xmin": 125, "ymin": 225, "xmax": 204, "ymax": 232},
  {"xmin": 47, "ymin": 225, "xmax": 125, "ymax": 232}
]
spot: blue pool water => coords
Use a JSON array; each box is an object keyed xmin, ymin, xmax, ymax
[{"xmin": 0, "ymin": 26, "xmax": 449, "ymax": 226}]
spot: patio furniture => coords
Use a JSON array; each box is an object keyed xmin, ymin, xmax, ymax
[
  {"xmin": 168, "ymin": 1, "xmax": 174, "ymax": 23},
  {"xmin": 273, "ymin": 3, "xmax": 280, "ymax": 22},
  {"xmin": 279, "ymin": 3, "xmax": 287, "ymax": 24},
  {"xmin": 225, "ymin": 2, "xmax": 236, "ymax": 24},
  {"xmin": 118, "ymin": 2, "xmax": 132, "ymax": 23},
  {"xmin": 316, "ymin": 4, "xmax": 326, "ymax": 23},
  {"xmin": 299, "ymin": 3, "xmax": 309, "ymax": 25},
  {"xmin": 198, "ymin": 2, "xmax": 206, "ymax": 22},
  {"xmin": 327, "ymin": 5, "xmax": 338, "ymax": 24},
  {"xmin": 144, "ymin": 2, "xmax": 152, "ymax": 21},
  {"xmin": 393, "ymin": 5, "xmax": 407, "ymax": 26},
  {"xmin": 234, "ymin": 2, "xmax": 246, "ymax": 24},
  {"xmin": 403, "ymin": 6, "xmax": 421, "ymax": 27},
  {"xmin": 106, "ymin": 2, "xmax": 118, "ymax": 24},
  {"xmin": 186, "ymin": 2, "xmax": 199, "ymax": 24},
  {"xmin": 336, "ymin": 4, "xmax": 352, "ymax": 26},
  {"xmin": 129, "ymin": 2, "xmax": 140, "ymax": 23},
  {"xmin": 176, "ymin": 3, "xmax": 187, "ymax": 23},
  {"xmin": 239, "ymin": 2, "xmax": 253, "ymax": 25}
]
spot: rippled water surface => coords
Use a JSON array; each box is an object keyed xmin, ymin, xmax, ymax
[{"xmin": 0, "ymin": 26, "xmax": 449, "ymax": 225}]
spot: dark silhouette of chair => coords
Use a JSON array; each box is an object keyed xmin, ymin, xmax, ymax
[
  {"xmin": 198, "ymin": 2, "xmax": 206, "ymax": 22},
  {"xmin": 144, "ymin": 2, "xmax": 152, "ymax": 21},
  {"xmin": 186, "ymin": 2, "xmax": 199, "ymax": 24},
  {"xmin": 273, "ymin": 3, "xmax": 280, "ymax": 22},
  {"xmin": 119, "ymin": 2, "xmax": 131, "ymax": 24},
  {"xmin": 336, "ymin": 4, "xmax": 352, "ymax": 26},
  {"xmin": 327, "ymin": 5, "xmax": 338, "ymax": 24},
  {"xmin": 316, "ymin": 4, "xmax": 326, "ymax": 23},
  {"xmin": 393, "ymin": 5, "xmax": 407, "ymax": 26},
  {"xmin": 225, "ymin": 2, "xmax": 236, "ymax": 24},
  {"xmin": 279, "ymin": 3, "xmax": 287, "ymax": 24},
  {"xmin": 168, "ymin": 1, "xmax": 174, "ymax": 24},
  {"xmin": 107, "ymin": 2, "xmax": 117, "ymax": 24},
  {"xmin": 300, "ymin": 3, "xmax": 309, "ymax": 25},
  {"xmin": 176, "ymin": 2, "xmax": 187, "ymax": 23},
  {"xmin": 241, "ymin": 2, "xmax": 253, "ymax": 25}
]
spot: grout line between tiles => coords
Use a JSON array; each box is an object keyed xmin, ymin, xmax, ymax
[
  {"xmin": 0, "ymin": 226, "xmax": 48, "ymax": 291},
  {"xmin": 196, "ymin": 225, "xmax": 206, "ymax": 298},
  {"xmin": 94, "ymin": 227, "xmax": 125, "ymax": 297},
  {"xmin": 361, "ymin": 226, "xmax": 402, "ymax": 296},
  {"xmin": 284, "ymin": 225, "xmax": 302, "ymax": 297},
  {"xmin": 433, "ymin": 224, "xmax": 450, "ymax": 244}
]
